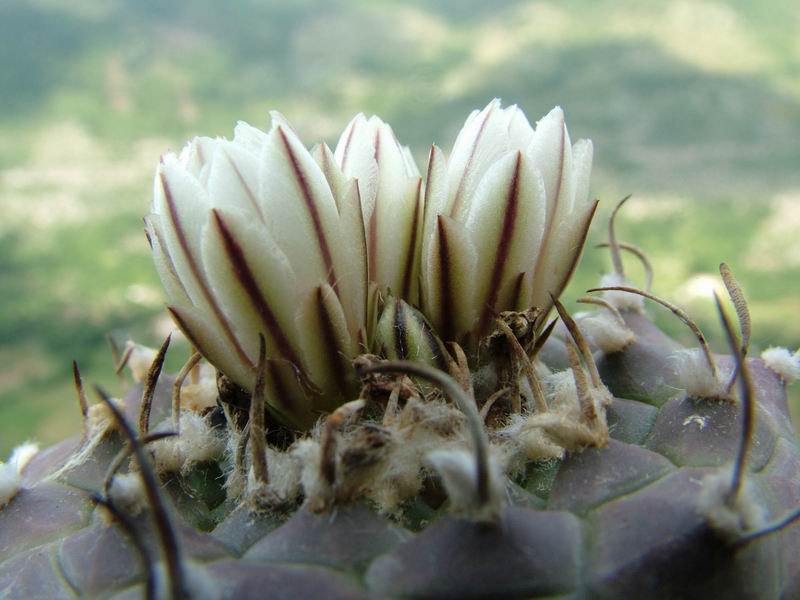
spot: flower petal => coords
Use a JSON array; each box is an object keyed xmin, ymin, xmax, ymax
[
  {"xmin": 531, "ymin": 199, "xmax": 599, "ymax": 313},
  {"xmin": 422, "ymin": 214, "xmax": 478, "ymax": 343},
  {"xmin": 144, "ymin": 214, "xmax": 190, "ymax": 307},
  {"xmin": 295, "ymin": 283, "xmax": 355, "ymax": 411},
  {"xmin": 167, "ymin": 303, "xmax": 252, "ymax": 388},
  {"xmin": 571, "ymin": 139, "xmax": 594, "ymax": 208},
  {"xmin": 206, "ymin": 140, "xmax": 265, "ymax": 223},
  {"xmin": 447, "ymin": 99, "xmax": 534, "ymax": 220},
  {"xmin": 464, "ymin": 151, "xmax": 546, "ymax": 334},
  {"xmin": 525, "ymin": 106, "xmax": 572, "ymax": 230},
  {"xmin": 154, "ymin": 157, "xmax": 253, "ymax": 371},
  {"xmin": 334, "ymin": 115, "xmax": 423, "ymax": 302},
  {"xmin": 202, "ymin": 208, "xmax": 304, "ymax": 377},
  {"xmin": 259, "ymin": 123, "xmax": 344, "ymax": 295}
]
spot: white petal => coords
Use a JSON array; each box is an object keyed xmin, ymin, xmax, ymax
[
  {"xmin": 464, "ymin": 152, "xmax": 546, "ymax": 333},
  {"xmin": 295, "ymin": 283, "xmax": 355, "ymax": 412},
  {"xmin": 421, "ymin": 215, "xmax": 478, "ymax": 343},
  {"xmin": 421, "ymin": 145, "xmax": 449, "ymax": 278},
  {"xmin": 334, "ymin": 179, "xmax": 369, "ymax": 341},
  {"xmin": 334, "ymin": 114, "xmax": 379, "ymax": 218},
  {"xmin": 206, "ymin": 140, "xmax": 265, "ymax": 222},
  {"xmin": 144, "ymin": 214, "xmax": 191, "ymax": 307},
  {"xmin": 233, "ymin": 121, "xmax": 269, "ymax": 154},
  {"xmin": 525, "ymin": 106, "xmax": 572, "ymax": 229},
  {"xmin": 447, "ymin": 99, "xmax": 532, "ymax": 220},
  {"xmin": 153, "ymin": 159, "xmax": 252, "ymax": 369},
  {"xmin": 531, "ymin": 199, "xmax": 599, "ymax": 312},
  {"xmin": 258, "ymin": 124, "xmax": 344, "ymax": 294},
  {"xmin": 571, "ymin": 139, "xmax": 594, "ymax": 207},
  {"xmin": 201, "ymin": 207, "xmax": 304, "ymax": 377},
  {"xmin": 312, "ymin": 143, "xmax": 349, "ymax": 211},
  {"xmin": 167, "ymin": 303, "xmax": 253, "ymax": 389}
]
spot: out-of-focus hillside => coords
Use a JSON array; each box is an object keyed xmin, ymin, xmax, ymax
[{"xmin": 1, "ymin": 0, "xmax": 799, "ymax": 454}]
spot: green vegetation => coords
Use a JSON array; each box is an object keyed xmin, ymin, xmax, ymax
[{"xmin": 1, "ymin": 0, "xmax": 798, "ymax": 455}]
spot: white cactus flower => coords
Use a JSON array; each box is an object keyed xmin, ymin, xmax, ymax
[
  {"xmin": 420, "ymin": 99, "xmax": 596, "ymax": 346},
  {"xmin": 146, "ymin": 102, "xmax": 594, "ymax": 426},
  {"xmin": 146, "ymin": 113, "xmax": 377, "ymax": 428}
]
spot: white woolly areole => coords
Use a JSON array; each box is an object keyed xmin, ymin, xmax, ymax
[
  {"xmin": 54, "ymin": 398, "xmax": 125, "ymax": 479},
  {"xmin": 578, "ymin": 311, "xmax": 635, "ymax": 354},
  {"xmin": 293, "ymin": 438, "xmax": 331, "ymax": 508},
  {"xmin": 0, "ymin": 463, "xmax": 22, "ymax": 508},
  {"xmin": 222, "ymin": 428, "xmax": 246, "ymax": 500},
  {"xmin": 108, "ymin": 472, "xmax": 147, "ymax": 517},
  {"xmin": 125, "ymin": 342, "xmax": 159, "ymax": 383},
  {"xmin": 179, "ymin": 378, "xmax": 219, "ymax": 413},
  {"xmin": 246, "ymin": 447, "xmax": 302, "ymax": 505},
  {"xmin": 152, "ymin": 412, "xmax": 224, "ymax": 474},
  {"xmin": 599, "ymin": 273, "xmax": 645, "ymax": 312},
  {"xmin": 670, "ymin": 348, "xmax": 728, "ymax": 399},
  {"xmin": 499, "ymin": 369, "xmax": 611, "ymax": 464},
  {"xmin": 697, "ymin": 469, "xmax": 767, "ymax": 543},
  {"xmin": 761, "ymin": 347, "xmax": 800, "ymax": 383},
  {"xmin": 365, "ymin": 398, "xmax": 467, "ymax": 515},
  {"xmin": 426, "ymin": 446, "xmax": 506, "ymax": 522},
  {"xmin": 9, "ymin": 441, "xmax": 39, "ymax": 472},
  {"xmin": 87, "ymin": 397, "xmax": 125, "ymax": 434}
]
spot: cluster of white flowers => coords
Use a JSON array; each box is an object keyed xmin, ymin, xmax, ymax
[{"xmin": 147, "ymin": 100, "xmax": 594, "ymax": 426}]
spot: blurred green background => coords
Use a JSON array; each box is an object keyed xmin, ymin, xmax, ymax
[{"xmin": 1, "ymin": 0, "xmax": 799, "ymax": 455}]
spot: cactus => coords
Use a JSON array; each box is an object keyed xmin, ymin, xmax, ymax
[{"xmin": 1, "ymin": 103, "xmax": 799, "ymax": 600}]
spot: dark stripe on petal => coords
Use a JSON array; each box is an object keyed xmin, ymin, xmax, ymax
[
  {"xmin": 422, "ymin": 145, "xmax": 438, "ymax": 228},
  {"xmin": 394, "ymin": 300, "xmax": 408, "ymax": 360},
  {"xmin": 478, "ymin": 152, "xmax": 522, "ymax": 334},
  {"xmin": 315, "ymin": 286, "xmax": 350, "ymax": 395},
  {"xmin": 400, "ymin": 178, "xmax": 423, "ymax": 300},
  {"xmin": 532, "ymin": 118, "xmax": 568, "ymax": 299},
  {"xmin": 166, "ymin": 306, "xmax": 213, "ymax": 366},
  {"xmin": 276, "ymin": 127, "xmax": 339, "ymax": 296},
  {"xmin": 223, "ymin": 149, "xmax": 265, "ymax": 223},
  {"xmin": 436, "ymin": 216, "xmax": 455, "ymax": 342},
  {"xmin": 211, "ymin": 209, "xmax": 303, "ymax": 369},
  {"xmin": 161, "ymin": 173, "xmax": 252, "ymax": 369},
  {"xmin": 551, "ymin": 200, "xmax": 598, "ymax": 301},
  {"xmin": 146, "ymin": 216, "xmax": 192, "ymax": 301},
  {"xmin": 267, "ymin": 360, "xmax": 290, "ymax": 412},
  {"xmin": 510, "ymin": 271, "xmax": 527, "ymax": 311}
]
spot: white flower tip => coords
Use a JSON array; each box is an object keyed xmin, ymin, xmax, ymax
[
  {"xmin": 483, "ymin": 98, "xmax": 502, "ymax": 111},
  {"xmin": 761, "ymin": 347, "xmax": 800, "ymax": 383},
  {"xmin": 537, "ymin": 105, "xmax": 565, "ymax": 126},
  {"xmin": 269, "ymin": 110, "xmax": 293, "ymax": 131}
]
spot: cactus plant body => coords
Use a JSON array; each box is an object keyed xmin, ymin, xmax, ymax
[{"xmin": 1, "ymin": 102, "xmax": 799, "ymax": 600}]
